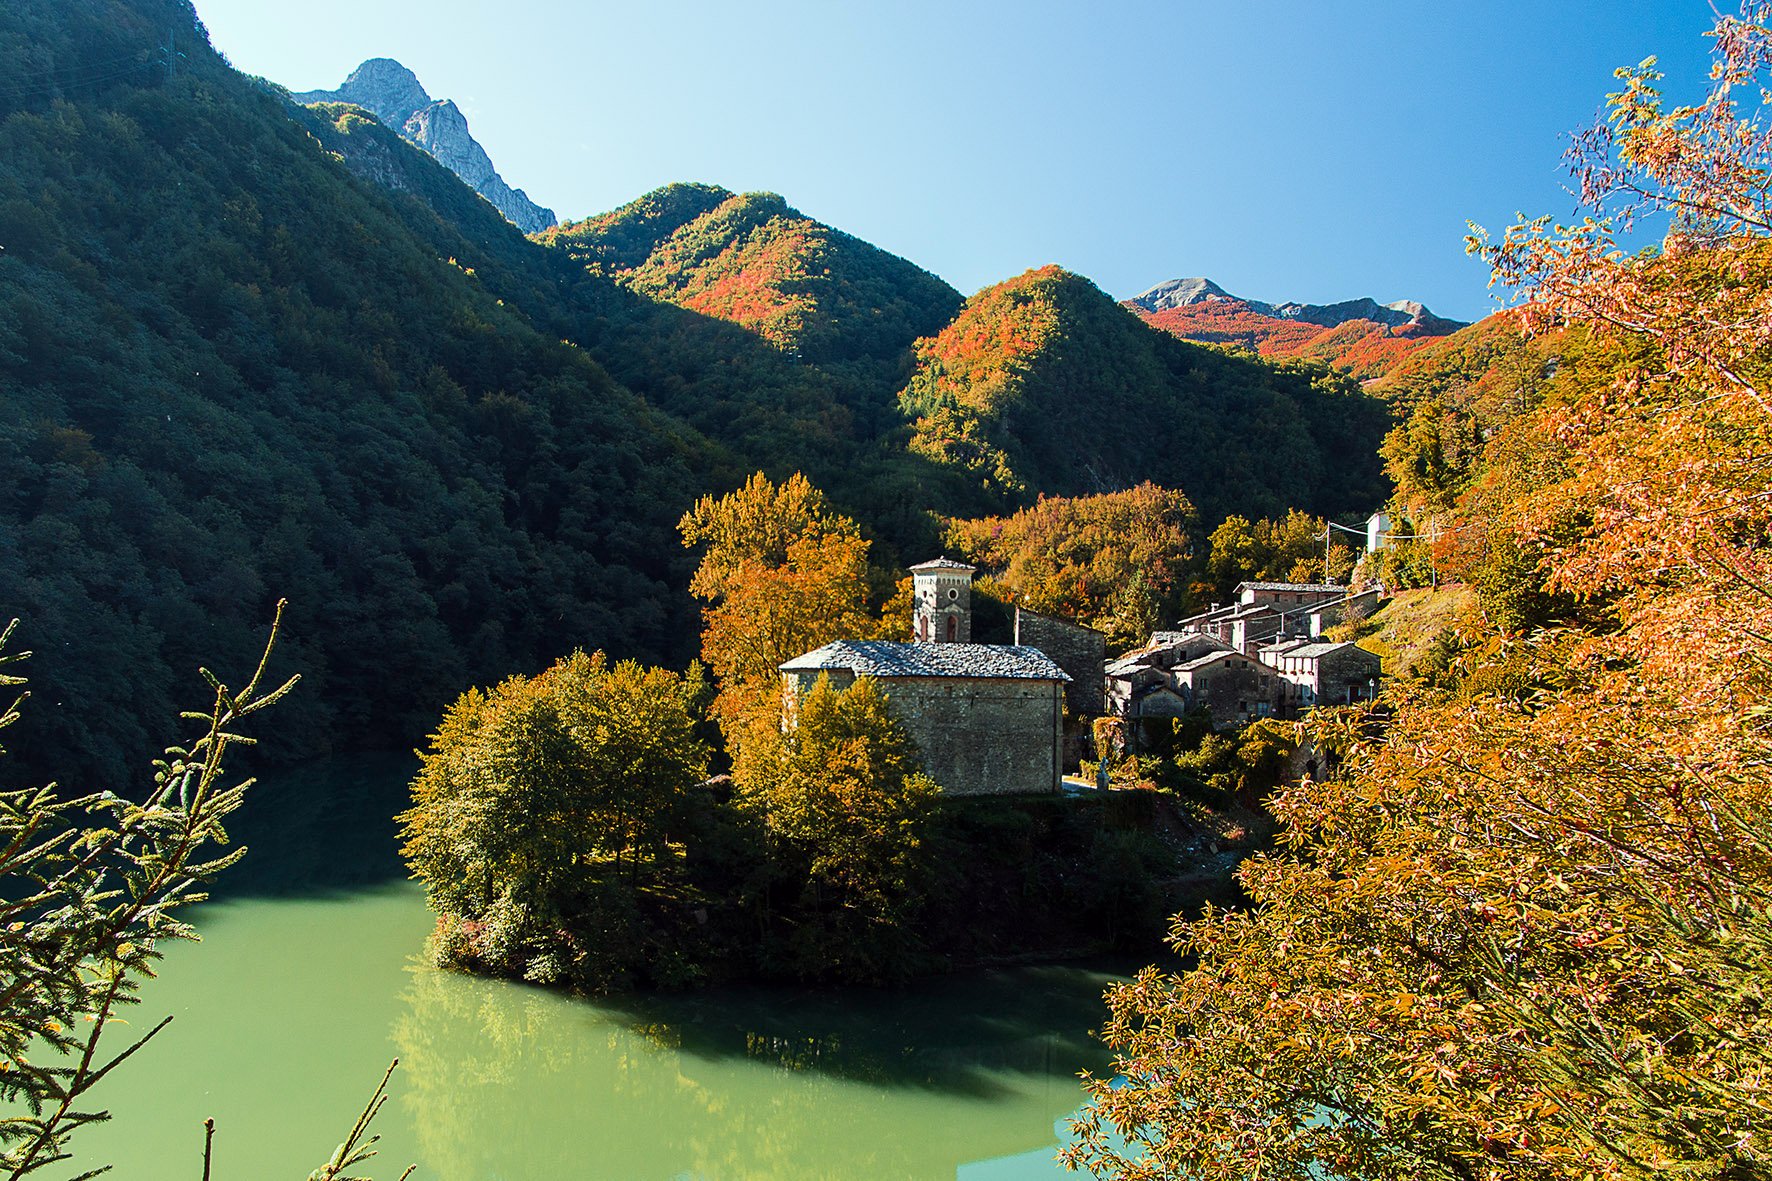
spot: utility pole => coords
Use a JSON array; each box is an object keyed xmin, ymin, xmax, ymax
[{"xmin": 1324, "ymin": 522, "xmax": 1332, "ymax": 584}]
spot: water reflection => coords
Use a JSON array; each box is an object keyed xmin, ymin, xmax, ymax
[
  {"xmin": 393, "ymin": 957, "xmax": 1119, "ymax": 1180},
  {"xmin": 85, "ymin": 754, "xmax": 1124, "ymax": 1180},
  {"xmin": 219, "ymin": 751, "xmax": 416, "ymax": 896}
]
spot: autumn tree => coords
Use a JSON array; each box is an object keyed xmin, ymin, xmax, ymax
[
  {"xmin": 400, "ymin": 650, "xmax": 709, "ymax": 987},
  {"xmin": 1067, "ymin": 9, "xmax": 1772, "ymax": 1180},
  {"xmin": 1204, "ymin": 508, "xmax": 1357, "ymax": 601},
  {"xmin": 678, "ymin": 472, "xmax": 874, "ymax": 745},
  {"xmin": 945, "ymin": 483, "xmax": 1198, "ymax": 646},
  {"xmin": 734, "ymin": 675, "xmax": 938, "ymax": 983}
]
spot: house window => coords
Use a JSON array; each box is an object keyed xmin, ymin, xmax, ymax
[{"xmin": 946, "ymin": 615, "xmax": 958, "ymax": 642}]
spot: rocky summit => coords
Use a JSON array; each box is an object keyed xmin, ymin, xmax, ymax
[
  {"xmin": 1127, "ymin": 276, "xmax": 1460, "ymax": 333},
  {"xmin": 296, "ymin": 57, "xmax": 556, "ymax": 234}
]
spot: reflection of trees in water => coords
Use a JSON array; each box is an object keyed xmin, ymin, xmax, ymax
[
  {"xmin": 218, "ymin": 753, "xmax": 416, "ymax": 897},
  {"xmin": 391, "ymin": 961, "xmax": 1120, "ymax": 1180}
]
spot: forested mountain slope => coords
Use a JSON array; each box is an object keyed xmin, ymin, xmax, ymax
[
  {"xmin": 538, "ymin": 183, "xmax": 962, "ymax": 375},
  {"xmin": 0, "ymin": 0, "xmax": 1400, "ymax": 790},
  {"xmin": 0, "ymin": 0, "xmax": 703, "ymax": 787},
  {"xmin": 900, "ymin": 265, "xmax": 1393, "ymax": 523}
]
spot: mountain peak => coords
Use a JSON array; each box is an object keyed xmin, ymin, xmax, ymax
[
  {"xmin": 1126, "ymin": 276, "xmax": 1469, "ymax": 380},
  {"xmin": 1127, "ymin": 276, "xmax": 1236, "ymax": 312},
  {"xmin": 295, "ymin": 58, "xmax": 554, "ymax": 234},
  {"xmin": 316, "ymin": 58, "xmax": 431, "ymax": 130}
]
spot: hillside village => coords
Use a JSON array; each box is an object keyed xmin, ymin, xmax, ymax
[{"xmin": 778, "ymin": 540, "xmax": 1388, "ymax": 797}]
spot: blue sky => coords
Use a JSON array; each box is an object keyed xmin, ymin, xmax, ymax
[{"xmin": 191, "ymin": 0, "xmax": 1719, "ymax": 321}]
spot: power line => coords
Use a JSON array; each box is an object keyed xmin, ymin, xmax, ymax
[{"xmin": 0, "ymin": 58, "xmax": 157, "ymax": 102}]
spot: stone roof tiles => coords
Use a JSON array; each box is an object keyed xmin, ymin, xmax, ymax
[
  {"xmin": 908, "ymin": 556, "xmax": 976, "ymax": 573},
  {"xmin": 1236, "ymin": 581, "xmax": 1347, "ymax": 594},
  {"xmin": 1282, "ymin": 641, "xmax": 1371, "ymax": 661},
  {"xmin": 781, "ymin": 640, "xmax": 1070, "ymax": 681}
]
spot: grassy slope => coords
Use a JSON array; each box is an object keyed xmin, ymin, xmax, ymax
[{"xmin": 1328, "ymin": 583, "xmax": 1478, "ymax": 677}]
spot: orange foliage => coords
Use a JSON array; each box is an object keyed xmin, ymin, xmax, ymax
[{"xmin": 1135, "ymin": 298, "xmax": 1452, "ymax": 381}]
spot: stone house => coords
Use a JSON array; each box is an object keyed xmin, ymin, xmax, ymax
[
  {"xmin": 1169, "ymin": 602, "xmax": 1283, "ymax": 654},
  {"xmin": 1235, "ymin": 581, "xmax": 1348, "ymax": 610},
  {"xmin": 1306, "ymin": 587, "xmax": 1383, "ymax": 637},
  {"xmin": 1270, "ymin": 641, "xmax": 1383, "ymax": 712},
  {"xmin": 1106, "ymin": 634, "xmax": 1284, "ymax": 732},
  {"xmin": 1125, "ymin": 583, "xmax": 1387, "ymax": 729},
  {"xmin": 1105, "ymin": 633, "xmax": 1228, "ymax": 716},
  {"xmin": 1169, "ymin": 648, "xmax": 1285, "ymax": 725},
  {"xmin": 1014, "ymin": 607, "xmax": 1105, "ymax": 767},
  {"xmin": 779, "ymin": 560, "xmax": 1070, "ymax": 796}
]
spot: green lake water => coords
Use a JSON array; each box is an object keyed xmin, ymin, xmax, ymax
[{"xmin": 80, "ymin": 756, "xmax": 1127, "ymax": 1180}]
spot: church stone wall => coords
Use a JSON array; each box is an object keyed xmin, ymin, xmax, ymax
[
  {"xmin": 882, "ymin": 677, "xmax": 1063, "ymax": 796},
  {"xmin": 1014, "ymin": 609, "xmax": 1105, "ymax": 715}
]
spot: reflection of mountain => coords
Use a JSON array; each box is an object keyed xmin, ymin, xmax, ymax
[{"xmin": 394, "ymin": 959, "xmax": 1121, "ymax": 1180}]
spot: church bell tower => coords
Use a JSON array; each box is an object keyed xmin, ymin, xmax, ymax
[{"xmin": 910, "ymin": 557, "xmax": 975, "ymax": 644}]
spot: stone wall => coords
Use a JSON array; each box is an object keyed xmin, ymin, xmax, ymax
[
  {"xmin": 1181, "ymin": 657, "xmax": 1284, "ymax": 726},
  {"xmin": 781, "ymin": 670, "xmax": 1064, "ymax": 795},
  {"xmin": 1317, "ymin": 645, "xmax": 1382, "ymax": 706},
  {"xmin": 881, "ymin": 676, "xmax": 1064, "ymax": 796},
  {"xmin": 1015, "ymin": 609, "xmax": 1105, "ymax": 715}
]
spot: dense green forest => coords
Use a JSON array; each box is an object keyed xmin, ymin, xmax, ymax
[
  {"xmin": 901, "ymin": 265, "xmax": 1393, "ymax": 522},
  {"xmin": 0, "ymin": 0, "xmax": 1397, "ymax": 791},
  {"xmin": 0, "ymin": 0, "xmax": 704, "ymax": 787}
]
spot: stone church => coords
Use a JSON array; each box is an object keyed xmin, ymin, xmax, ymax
[{"xmin": 780, "ymin": 558, "xmax": 1069, "ymax": 796}]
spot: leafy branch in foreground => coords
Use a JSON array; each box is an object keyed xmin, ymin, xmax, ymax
[
  {"xmin": 301, "ymin": 1060, "xmax": 414, "ymax": 1181},
  {"xmin": 1067, "ymin": 7, "xmax": 1772, "ymax": 1180},
  {"xmin": 0, "ymin": 602, "xmax": 400, "ymax": 1179}
]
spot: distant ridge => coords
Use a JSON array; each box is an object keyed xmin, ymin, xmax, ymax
[
  {"xmin": 296, "ymin": 58, "xmax": 555, "ymax": 234},
  {"xmin": 1127, "ymin": 276, "xmax": 1462, "ymax": 332},
  {"xmin": 1125, "ymin": 277, "xmax": 1467, "ymax": 380}
]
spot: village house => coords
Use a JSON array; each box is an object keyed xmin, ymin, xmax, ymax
[
  {"xmin": 1235, "ymin": 580, "xmax": 1348, "ymax": 610},
  {"xmin": 1105, "ymin": 631, "xmax": 1233, "ymax": 717},
  {"xmin": 1107, "ymin": 581, "xmax": 1387, "ymax": 734},
  {"xmin": 1014, "ymin": 607, "xmax": 1106, "ymax": 715},
  {"xmin": 1014, "ymin": 606, "xmax": 1106, "ymax": 767},
  {"xmin": 1169, "ymin": 602, "xmax": 1283, "ymax": 654},
  {"xmin": 1105, "ymin": 631, "xmax": 1285, "ymax": 731},
  {"xmin": 780, "ymin": 559, "xmax": 1070, "ymax": 796},
  {"xmin": 1270, "ymin": 640, "xmax": 1383, "ymax": 710}
]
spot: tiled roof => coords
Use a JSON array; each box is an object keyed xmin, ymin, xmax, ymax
[
  {"xmin": 781, "ymin": 640, "xmax": 1069, "ymax": 681},
  {"xmin": 1237, "ymin": 581, "xmax": 1347, "ymax": 594},
  {"xmin": 908, "ymin": 556, "xmax": 976, "ymax": 573},
  {"xmin": 1282, "ymin": 641, "xmax": 1373, "ymax": 661},
  {"xmin": 1106, "ymin": 654, "xmax": 1161, "ymax": 677},
  {"xmin": 1176, "ymin": 650, "xmax": 1253, "ymax": 673}
]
